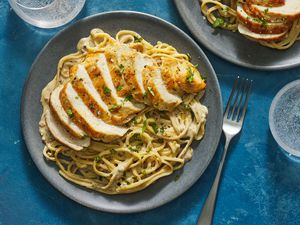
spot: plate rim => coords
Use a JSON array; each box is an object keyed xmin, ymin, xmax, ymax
[
  {"xmin": 21, "ymin": 10, "xmax": 223, "ymax": 213},
  {"xmin": 173, "ymin": 0, "xmax": 300, "ymax": 71}
]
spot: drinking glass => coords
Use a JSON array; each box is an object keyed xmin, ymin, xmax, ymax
[{"xmin": 8, "ymin": 0, "xmax": 86, "ymax": 28}]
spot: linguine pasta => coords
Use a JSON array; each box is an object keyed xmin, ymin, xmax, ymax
[
  {"xmin": 39, "ymin": 29, "xmax": 208, "ymax": 194},
  {"xmin": 200, "ymin": 0, "xmax": 300, "ymax": 49}
]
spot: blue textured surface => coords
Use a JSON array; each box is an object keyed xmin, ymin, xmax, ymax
[{"xmin": 1, "ymin": 0, "xmax": 300, "ymax": 224}]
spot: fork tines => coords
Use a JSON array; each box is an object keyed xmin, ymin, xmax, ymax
[{"xmin": 224, "ymin": 76, "xmax": 252, "ymax": 123}]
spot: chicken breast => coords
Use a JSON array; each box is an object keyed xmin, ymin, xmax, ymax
[
  {"xmin": 46, "ymin": 41, "xmax": 206, "ymax": 143},
  {"xmin": 49, "ymin": 85, "xmax": 86, "ymax": 138},
  {"xmin": 252, "ymin": 0, "xmax": 300, "ymax": 19},
  {"xmin": 96, "ymin": 53, "xmax": 144, "ymax": 116},
  {"xmin": 45, "ymin": 110, "xmax": 91, "ymax": 151},
  {"xmin": 238, "ymin": 23, "xmax": 287, "ymax": 41},
  {"xmin": 237, "ymin": 3, "xmax": 290, "ymax": 34},
  {"xmin": 143, "ymin": 66, "xmax": 182, "ymax": 111},
  {"xmin": 60, "ymin": 83, "xmax": 129, "ymax": 142},
  {"xmin": 70, "ymin": 64, "xmax": 114, "ymax": 124}
]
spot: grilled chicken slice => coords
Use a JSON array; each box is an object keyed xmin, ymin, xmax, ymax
[
  {"xmin": 45, "ymin": 110, "xmax": 90, "ymax": 151},
  {"xmin": 70, "ymin": 64, "xmax": 116, "ymax": 124},
  {"xmin": 114, "ymin": 45, "xmax": 153, "ymax": 103},
  {"xmin": 60, "ymin": 83, "xmax": 129, "ymax": 142},
  {"xmin": 160, "ymin": 58, "xmax": 206, "ymax": 95},
  {"xmin": 95, "ymin": 53, "xmax": 144, "ymax": 117},
  {"xmin": 143, "ymin": 66, "xmax": 182, "ymax": 111},
  {"xmin": 49, "ymin": 85, "xmax": 86, "ymax": 138},
  {"xmin": 104, "ymin": 51, "xmax": 132, "ymax": 98},
  {"xmin": 237, "ymin": 3, "xmax": 290, "ymax": 34},
  {"xmin": 238, "ymin": 23, "xmax": 287, "ymax": 40},
  {"xmin": 246, "ymin": 0, "xmax": 284, "ymax": 7},
  {"xmin": 252, "ymin": 0, "xmax": 300, "ymax": 19}
]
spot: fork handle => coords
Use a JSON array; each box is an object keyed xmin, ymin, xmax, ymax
[{"xmin": 197, "ymin": 135, "xmax": 232, "ymax": 225}]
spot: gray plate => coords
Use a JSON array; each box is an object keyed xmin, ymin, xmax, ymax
[
  {"xmin": 174, "ymin": 0, "xmax": 300, "ymax": 70},
  {"xmin": 21, "ymin": 11, "xmax": 223, "ymax": 213}
]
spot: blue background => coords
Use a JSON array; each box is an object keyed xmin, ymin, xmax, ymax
[{"xmin": 1, "ymin": 0, "xmax": 300, "ymax": 224}]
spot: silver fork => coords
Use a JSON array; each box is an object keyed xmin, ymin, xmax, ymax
[{"xmin": 197, "ymin": 76, "xmax": 252, "ymax": 225}]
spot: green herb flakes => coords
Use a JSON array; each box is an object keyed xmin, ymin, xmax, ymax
[
  {"xmin": 186, "ymin": 53, "xmax": 192, "ymax": 61},
  {"xmin": 94, "ymin": 155, "xmax": 101, "ymax": 162},
  {"xmin": 104, "ymin": 86, "xmax": 111, "ymax": 95},
  {"xmin": 186, "ymin": 67, "xmax": 194, "ymax": 83},
  {"xmin": 110, "ymin": 149, "xmax": 117, "ymax": 154},
  {"xmin": 134, "ymin": 36, "xmax": 143, "ymax": 43},
  {"xmin": 147, "ymin": 87, "xmax": 155, "ymax": 96},
  {"xmin": 142, "ymin": 120, "xmax": 147, "ymax": 133},
  {"xmin": 213, "ymin": 18, "xmax": 225, "ymax": 28},
  {"xmin": 119, "ymin": 64, "xmax": 125, "ymax": 75},
  {"xmin": 151, "ymin": 123, "xmax": 158, "ymax": 134},
  {"xmin": 159, "ymin": 127, "xmax": 165, "ymax": 134},
  {"xmin": 109, "ymin": 104, "xmax": 119, "ymax": 112},
  {"xmin": 66, "ymin": 109, "xmax": 74, "ymax": 119},
  {"xmin": 117, "ymin": 85, "xmax": 123, "ymax": 91}
]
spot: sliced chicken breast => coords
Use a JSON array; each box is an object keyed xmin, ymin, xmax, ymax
[
  {"xmin": 247, "ymin": 0, "xmax": 285, "ymax": 7},
  {"xmin": 45, "ymin": 110, "xmax": 91, "ymax": 151},
  {"xmin": 114, "ymin": 45, "xmax": 153, "ymax": 103},
  {"xmin": 252, "ymin": 0, "xmax": 300, "ymax": 19},
  {"xmin": 49, "ymin": 85, "xmax": 86, "ymax": 138},
  {"xmin": 238, "ymin": 23, "xmax": 287, "ymax": 41},
  {"xmin": 144, "ymin": 67, "xmax": 182, "ymax": 111},
  {"xmin": 237, "ymin": 3, "xmax": 290, "ymax": 34},
  {"xmin": 104, "ymin": 51, "xmax": 131, "ymax": 98},
  {"xmin": 96, "ymin": 53, "xmax": 144, "ymax": 113},
  {"xmin": 71, "ymin": 64, "xmax": 114, "ymax": 124},
  {"xmin": 61, "ymin": 83, "xmax": 129, "ymax": 142}
]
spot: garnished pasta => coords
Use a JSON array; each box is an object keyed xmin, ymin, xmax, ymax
[
  {"xmin": 200, "ymin": 0, "xmax": 300, "ymax": 49},
  {"xmin": 39, "ymin": 29, "xmax": 208, "ymax": 194}
]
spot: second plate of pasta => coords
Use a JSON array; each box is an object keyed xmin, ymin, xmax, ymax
[
  {"xmin": 174, "ymin": 0, "xmax": 300, "ymax": 70},
  {"xmin": 21, "ymin": 11, "xmax": 222, "ymax": 213}
]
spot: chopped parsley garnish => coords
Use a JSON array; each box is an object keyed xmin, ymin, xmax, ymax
[
  {"xmin": 223, "ymin": 6, "xmax": 229, "ymax": 12},
  {"xmin": 75, "ymin": 96, "xmax": 79, "ymax": 100},
  {"xmin": 213, "ymin": 18, "xmax": 225, "ymax": 28},
  {"xmin": 142, "ymin": 120, "xmax": 147, "ymax": 133},
  {"xmin": 186, "ymin": 67, "xmax": 194, "ymax": 83},
  {"xmin": 147, "ymin": 87, "xmax": 155, "ymax": 96},
  {"xmin": 89, "ymin": 103, "xmax": 95, "ymax": 110},
  {"xmin": 128, "ymin": 146, "xmax": 139, "ymax": 152},
  {"xmin": 183, "ymin": 103, "xmax": 191, "ymax": 111},
  {"xmin": 201, "ymin": 75, "xmax": 207, "ymax": 83},
  {"xmin": 159, "ymin": 127, "xmax": 165, "ymax": 134},
  {"xmin": 104, "ymin": 86, "xmax": 111, "ymax": 95},
  {"xmin": 174, "ymin": 174, "xmax": 180, "ymax": 181},
  {"xmin": 118, "ymin": 64, "xmax": 125, "ymax": 75},
  {"xmin": 253, "ymin": 17, "xmax": 267, "ymax": 27},
  {"xmin": 143, "ymin": 91, "xmax": 148, "ymax": 97},
  {"xmin": 124, "ymin": 94, "xmax": 133, "ymax": 102},
  {"xmin": 186, "ymin": 53, "xmax": 192, "ymax": 61},
  {"xmin": 264, "ymin": 8, "xmax": 269, "ymax": 14},
  {"xmin": 151, "ymin": 123, "xmax": 158, "ymax": 134},
  {"xmin": 110, "ymin": 149, "xmax": 117, "ymax": 154},
  {"xmin": 94, "ymin": 155, "xmax": 101, "ymax": 162},
  {"xmin": 134, "ymin": 36, "xmax": 143, "ymax": 43},
  {"xmin": 109, "ymin": 104, "xmax": 119, "ymax": 112},
  {"xmin": 66, "ymin": 109, "xmax": 74, "ymax": 119},
  {"xmin": 157, "ymin": 138, "xmax": 164, "ymax": 143},
  {"xmin": 117, "ymin": 85, "xmax": 123, "ymax": 91}
]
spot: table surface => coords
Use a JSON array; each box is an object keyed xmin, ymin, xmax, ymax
[{"xmin": 1, "ymin": 1, "xmax": 300, "ymax": 225}]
